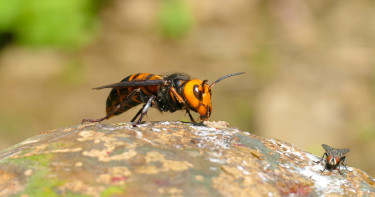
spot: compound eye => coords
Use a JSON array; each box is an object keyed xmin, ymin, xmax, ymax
[{"xmin": 193, "ymin": 84, "xmax": 202, "ymax": 101}]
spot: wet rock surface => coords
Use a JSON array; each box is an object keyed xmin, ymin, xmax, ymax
[{"xmin": 0, "ymin": 121, "xmax": 374, "ymax": 197}]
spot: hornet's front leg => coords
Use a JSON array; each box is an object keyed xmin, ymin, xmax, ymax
[
  {"xmin": 186, "ymin": 109, "xmax": 196, "ymax": 123},
  {"xmin": 169, "ymin": 86, "xmax": 196, "ymax": 123}
]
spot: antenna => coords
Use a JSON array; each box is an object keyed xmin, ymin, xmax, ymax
[{"xmin": 209, "ymin": 72, "xmax": 245, "ymax": 89}]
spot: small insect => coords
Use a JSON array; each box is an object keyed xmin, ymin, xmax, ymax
[
  {"xmin": 315, "ymin": 144, "xmax": 351, "ymax": 174},
  {"xmin": 82, "ymin": 72, "xmax": 244, "ymax": 126}
]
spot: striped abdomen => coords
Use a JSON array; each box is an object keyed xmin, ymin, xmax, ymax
[{"xmin": 105, "ymin": 73, "xmax": 162, "ymax": 116}]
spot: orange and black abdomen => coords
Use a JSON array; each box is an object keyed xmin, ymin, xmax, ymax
[{"xmin": 105, "ymin": 73, "xmax": 162, "ymax": 116}]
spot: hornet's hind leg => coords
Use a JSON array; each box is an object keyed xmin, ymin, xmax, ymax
[
  {"xmin": 132, "ymin": 95, "xmax": 156, "ymax": 127},
  {"xmin": 81, "ymin": 88, "xmax": 141, "ymax": 124}
]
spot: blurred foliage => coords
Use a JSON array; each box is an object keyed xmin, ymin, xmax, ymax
[
  {"xmin": 0, "ymin": 32, "xmax": 13, "ymax": 49},
  {"xmin": 58, "ymin": 60, "xmax": 85, "ymax": 85},
  {"xmin": 232, "ymin": 98, "xmax": 256, "ymax": 132},
  {"xmin": 250, "ymin": 45, "xmax": 275, "ymax": 82},
  {"xmin": 359, "ymin": 124, "xmax": 375, "ymax": 142},
  {"xmin": 157, "ymin": 0, "xmax": 193, "ymax": 39},
  {"xmin": 371, "ymin": 74, "xmax": 375, "ymax": 97},
  {"xmin": 0, "ymin": 113, "xmax": 29, "ymax": 140},
  {"xmin": 0, "ymin": 0, "xmax": 102, "ymax": 49}
]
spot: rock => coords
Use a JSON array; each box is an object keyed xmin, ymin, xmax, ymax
[{"xmin": 0, "ymin": 121, "xmax": 374, "ymax": 197}]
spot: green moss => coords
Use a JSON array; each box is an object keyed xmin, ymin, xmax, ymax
[
  {"xmin": 23, "ymin": 154, "xmax": 52, "ymax": 167},
  {"xmin": 1, "ymin": 153, "xmax": 53, "ymax": 168},
  {"xmin": 2, "ymin": 153, "xmax": 67, "ymax": 196},
  {"xmin": 18, "ymin": 148, "xmax": 35, "ymax": 156},
  {"xmin": 63, "ymin": 192, "xmax": 92, "ymax": 197},
  {"xmin": 18, "ymin": 170, "xmax": 64, "ymax": 197},
  {"xmin": 101, "ymin": 186, "xmax": 126, "ymax": 197}
]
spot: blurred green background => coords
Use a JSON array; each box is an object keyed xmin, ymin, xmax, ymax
[{"xmin": 0, "ymin": 0, "xmax": 374, "ymax": 177}]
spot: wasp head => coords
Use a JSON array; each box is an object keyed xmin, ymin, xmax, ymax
[
  {"xmin": 183, "ymin": 72, "xmax": 244, "ymax": 120},
  {"xmin": 184, "ymin": 79, "xmax": 212, "ymax": 120}
]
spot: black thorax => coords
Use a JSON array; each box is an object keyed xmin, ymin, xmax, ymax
[{"xmin": 155, "ymin": 73, "xmax": 191, "ymax": 112}]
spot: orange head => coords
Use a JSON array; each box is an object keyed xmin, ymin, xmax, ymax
[
  {"xmin": 183, "ymin": 72, "xmax": 244, "ymax": 120},
  {"xmin": 184, "ymin": 79, "xmax": 212, "ymax": 120}
]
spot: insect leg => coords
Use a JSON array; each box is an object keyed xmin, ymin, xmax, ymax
[
  {"xmin": 340, "ymin": 156, "xmax": 351, "ymax": 172},
  {"xmin": 186, "ymin": 109, "xmax": 196, "ymax": 123},
  {"xmin": 82, "ymin": 88, "xmax": 141, "ymax": 124},
  {"xmin": 133, "ymin": 95, "xmax": 156, "ymax": 127},
  {"xmin": 170, "ymin": 87, "xmax": 197, "ymax": 123},
  {"xmin": 337, "ymin": 164, "xmax": 343, "ymax": 175},
  {"xmin": 315, "ymin": 153, "xmax": 328, "ymax": 172},
  {"xmin": 81, "ymin": 105, "xmax": 121, "ymax": 123},
  {"xmin": 170, "ymin": 87, "xmax": 185, "ymax": 104},
  {"xmin": 130, "ymin": 90, "xmax": 152, "ymax": 123},
  {"xmin": 130, "ymin": 108, "xmax": 143, "ymax": 122},
  {"xmin": 315, "ymin": 153, "xmax": 327, "ymax": 164}
]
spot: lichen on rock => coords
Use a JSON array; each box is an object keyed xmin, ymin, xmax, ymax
[{"xmin": 0, "ymin": 121, "xmax": 374, "ymax": 196}]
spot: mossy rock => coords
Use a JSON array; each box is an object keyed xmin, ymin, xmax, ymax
[{"xmin": 0, "ymin": 121, "xmax": 374, "ymax": 196}]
